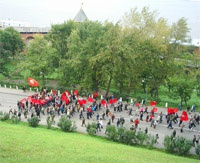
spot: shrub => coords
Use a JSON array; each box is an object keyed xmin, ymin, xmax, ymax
[
  {"xmin": 11, "ymin": 115, "xmax": 20, "ymax": 124},
  {"xmin": 136, "ymin": 131, "xmax": 148, "ymax": 145},
  {"xmin": 196, "ymin": 144, "xmax": 200, "ymax": 159},
  {"xmin": 57, "ymin": 115, "xmax": 77, "ymax": 132},
  {"xmin": 46, "ymin": 116, "xmax": 53, "ymax": 129},
  {"xmin": 164, "ymin": 135, "xmax": 176, "ymax": 153},
  {"xmin": 175, "ymin": 136, "xmax": 193, "ymax": 155},
  {"xmin": 86, "ymin": 122, "xmax": 97, "ymax": 135},
  {"xmin": 164, "ymin": 135, "xmax": 192, "ymax": 155},
  {"xmin": 123, "ymin": 130, "xmax": 136, "ymax": 145},
  {"xmin": 146, "ymin": 134, "xmax": 158, "ymax": 149},
  {"xmin": 117, "ymin": 126, "xmax": 126, "ymax": 143},
  {"xmin": 106, "ymin": 125, "xmax": 118, "ymax": 141},
  {"xmin": 0, "ymin": 113, "xmax": 10, "ymax": 121},
  {"xmin": 28, "ymin": 116, "xmax": 40, "ymax": 127}
]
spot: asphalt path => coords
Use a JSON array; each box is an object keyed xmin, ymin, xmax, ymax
[{"xmin": 0, "ymin": 87, "xmax": 199, "ymax": 154}]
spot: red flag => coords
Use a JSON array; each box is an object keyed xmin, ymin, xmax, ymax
[
  {"xmin": 109, "ymin": 99, "xmax": 113, "ymax": 104},
  {"xmin": 180, "ymin": 111, "xmax": 189, "ymax": 121},
  {"xmin": 82, "ymin": 99, "xmax": 87, "ymax": 104},
  {"xmin": 113, "ymin": 98, "xmax": 117, "ymax": 103},
  {"xmin": 88, "ymin": 97, "xmax": 94, "ymax": 102},
  {"xmin": 61, "ymin": 91, "xmax": 66, "ymax": 100},
  {"xmin": 152, "ymin": 107, "xmax": 158, "ymax": 112},
  {"xmin": 150, "ymin": 100, "xmax": 157, "ymax": 106},
  {"xmin": 94, "ymin": 91, "xmax": 98, "ymax": 97},
  {"xmin": 65, "ymin": 97, "xmax": 69, "ymax": 104},
  {"xmin": 31, "ymin": 98, "xmax": 37, "ymax": 103},
  {"xmin": 28, "ymin": 77, "xmax": 39, "ymax": 86},
  {"xmin": 19, "ymin": 98, "xmax": 26, "ymax": 103},
  {"xmin": 87, "ymin": 108, "xmax": 92, "ymax": 111},
  {"xmin": 174, "ymin": 108, "xmax": 178, "ymax": 113},
  {"xmin": 101, "ymin": 99, "xmax": 106, "ymax": 107},
  {"xmin": 52, "ymin": 89, "xmax": 56, "ymax": 95},
  {"xmin": 168, "ymin": 107, "xmax": 174, "ymax": 113},
  {"xmin": 74, "ymin": 89, "xmax": 78, "ymax": 98},
  {"xmin": 65, "ymin": 90, "xmax": 70, "ymax": 96},
  {"xmin": 136, "ymin": 102, "xmax": 139, "ymax": 106}
]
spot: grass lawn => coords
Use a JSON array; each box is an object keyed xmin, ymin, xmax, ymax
[{"xmin": 0, "ymin": 121, "xmax": 199, "ymax": 163}]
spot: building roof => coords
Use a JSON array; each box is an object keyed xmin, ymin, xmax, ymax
[
  {"xmin": 1, "ymin": 26, "xmax": 51, "ymax": 33},
  {"xmin": 74, "ymin": 7, "xmax": 88, "ymax": 22}
]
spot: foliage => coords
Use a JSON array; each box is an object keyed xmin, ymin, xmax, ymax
[
  {"xmin": 46, "ymin": 116, "xmax": 53, "ymax": 129},
  {"xmin": 0, "ymin": 113, "xmax": 10, "ymax": 121},
  {"xmin": 20, "ymin": 35, "xmax": 58, "ymax": 86},
  {"xmin": 86, "ymin": 122, "xmax": 97, "ymax": 135},
  {"xmin": 175, "ymin": 136, "xmax": 193, "ymax": 155},
  {"xmin": 2, "ymin": 27, "xmax": 24, "ymax": 58},
  {"xmin": 57, "ymin": 115, "xmax": 77, "ymax": 132},
  {"xmin": 27, "ymin": 116, "xmax": 40, "ymax": 127},
  {"xmin": 164, "ymin": 135, "xmax": 192, "ymax": 155},
  {"xmin": 170, "ymin": 74, "xmax": 194, "ymax": 105},
  {"xmin": 136, "ymin": 130, "xmax": 148, "ymax": 145},
  {"xmin": 11, "ymin": 115, "xmax": 20, "ymax": 124},
  {"xmin": 106, "ymin": 125, "xmax": 118, "ymax": 141},
  {"xmin": 146, "ymin": 134, "xmax": 158, "ymax": 149},
  {"xmin": 196, "ymin": 144, "xmax": 200, "ymax": 159},
  {"xmin": 164, "ymin": 135, "xmax": 176, "ymax": 152}
]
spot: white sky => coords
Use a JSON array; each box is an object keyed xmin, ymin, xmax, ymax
[{"xmin": 0, "ymin": 0, "xmax": 200, "ymax": 40}]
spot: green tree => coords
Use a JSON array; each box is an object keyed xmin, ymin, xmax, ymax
[
  {"xmin": 170, "ymin": 73, "xmax": 194, "ymax": 105},
  {"xmin": 90, "ymin": 22, "xmax": 123, "ymax": 97},
  {"xmin": 48, "ymin": 20, "xmax": 77, "ymax": 59},
  {"xmin": 3, "ymin": 27, "xmax": 24, "ymax": 59},
  {"xmin": 21, "ymin": 35, "xmax": 57, "ymax": 86},
  {"xmin": 0, "ymin": 29, "xmax": 9, "ymax": 76}
]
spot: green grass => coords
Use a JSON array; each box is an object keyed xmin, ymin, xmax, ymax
[{"xmin": 0, "ymin": 121, "xmax": 199, "ymax": 163}]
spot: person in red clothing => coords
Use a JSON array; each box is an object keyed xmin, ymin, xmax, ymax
[{"xmin": 135, "ymin": 118, "xmax": 139, "ymax": 129}]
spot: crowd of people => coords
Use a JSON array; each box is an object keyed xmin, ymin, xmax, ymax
[{"xmin": 7, "ymin": 88, "xmax": 200, "ymax": 147}]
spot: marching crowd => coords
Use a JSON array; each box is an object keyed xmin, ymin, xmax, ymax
[{"xmin": 7, "ymin": 88, "xmax": 200, "ymax": 146}]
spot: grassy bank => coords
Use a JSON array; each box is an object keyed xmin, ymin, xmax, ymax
[{"xmin": 0, "ymin": 121, "xmax": 198, "ymax": 163}]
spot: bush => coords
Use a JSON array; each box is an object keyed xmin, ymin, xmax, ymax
[
  {"xmin": 164, "ymin": 135, "xmax": 176, "ymax": 152},
  {"xmin": 175, "ymin": 136, "xmax": 193, "ymax": 155},
  {"xmin": 136, "ymin": 131, "xmax": 148, "ymax": 145},
  {"xmin": 28, "ymin": 116, "xmax": 40, "ymax": 127},
  {"xmin": 46, "ymin": 116, "xmax": 53, "ymax": 129},
  {"xmin": 146, "ymin": 134, "xmax": 158, "ymax": 149},
  {"xmin": 57, "ymin": 115, "xmax": 77, "ymax": 132},
  {"xmin": 11, "ymin": 115, "xmax": 20, "ymax": 124},
  {"xmin": 123, "ymin": 130, "xmax": 136, "ymax": 145},
  {"xmin": 106, "ymin": 125, "xmax": 118, "ymax": 141},
  {"xmin": 164, "ymin": 135, "xmax": 192, "ymax": 155},
  {"xmin": 0, "ymin": 113, "xmax": 10, "ymax": 121},
  {"xmin": 86, "ymin": 122, "xmax": 97, "ymax": 135},
  {"xmin": 196, "ymin": 144, "xmax": 200, "ymax": 159},
  {"xmin": 117, "ymin": 126, "xmax": 126, "ymax": 143}
]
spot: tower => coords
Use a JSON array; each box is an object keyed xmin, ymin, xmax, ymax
[{"xmin": 74, "ymin": 3, "xmax": 88, "ymax": 22}]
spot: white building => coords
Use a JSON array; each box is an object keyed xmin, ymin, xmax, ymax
[{"xmin": 0, "ymin": 18, "xmax": 30, "ymax": 28}]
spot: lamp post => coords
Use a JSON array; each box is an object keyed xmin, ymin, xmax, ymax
[{"xmin": 142, "ymin": 80, "xmax": 147, "ymax": 104}]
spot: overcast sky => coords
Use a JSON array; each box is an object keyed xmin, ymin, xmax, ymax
[{"xmin": 0, "ymin": 0, "xmax": 199, "ymax": 40}]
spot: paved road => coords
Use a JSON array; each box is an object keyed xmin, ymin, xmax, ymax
[{"xmin": 0, "ymin": 87, "xmax": 199, "ymax": 154}]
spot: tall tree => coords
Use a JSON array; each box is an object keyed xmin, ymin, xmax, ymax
[
  {"xmin": 3, "ymin": 27, "xmax": 24, "ymax": 59},
  {"xmin": 0, "ymin": 29, "xmax": 9, "ymax": 76},
  {"xmin": 21, "ymin": 35, "xmax": 57, "ymax": 86},
  {"xmin": 48, "ymin": 20, "xmax": 77, "ymax": 59}
]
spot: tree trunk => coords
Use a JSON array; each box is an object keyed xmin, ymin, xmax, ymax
[
  {"xmin": 119, "ymin": 81, "xmax": 123, "ymax": 94},
  {"xmin": 151, "ymin": 89, "xmax": 154, "ymax": 97},
  {"xmin": 105, "ymin": 74, "xmax": 113, "ymax": 98},
  {"xmin": 127, "ymin": 81, "xmax": 131, "ymax": 95},
  {"xmin": 95, "ymin": 79, "xmax": 98, "ymax": 92}
]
